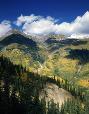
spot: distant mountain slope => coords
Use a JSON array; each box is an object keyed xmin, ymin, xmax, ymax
[
  {"xmin": 45, "ymin": 38, "xmax": 88, "ymax": 52},
  {"xmin": 0, "ymin": 30, "xmax": 89, "ymax": 89},
  {"xmin": 0, "ymin": 30, "xmax": 37, "ymax": 50},
  {"xmin": 39, "ymin": 37, "xmax": 89, "ymax": 90},
  {"xmin": 0, "ymin": 30, "xmax": 48, "ymax": 71}
]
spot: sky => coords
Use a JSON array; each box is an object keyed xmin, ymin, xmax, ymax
[
  {"xmin": 0, "ymin": 0, "xmax": 89, "ymax": 22},
  {"xmin": 0, "ymin": 0, "xmax": 89, "ymax": 38}
]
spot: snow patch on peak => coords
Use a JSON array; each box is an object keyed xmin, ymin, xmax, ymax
[{"xmin": 68, "ymin": 33, "xmax": 89, "ymax": 39}]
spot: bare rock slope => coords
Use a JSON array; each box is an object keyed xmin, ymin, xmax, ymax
[{"xmin": 40, "ymin": 83, "xmax": 73, "ymax": 107}]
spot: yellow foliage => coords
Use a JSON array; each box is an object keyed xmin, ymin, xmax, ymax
[
  {"xmin": 48, "ymin": 75, "xmax": 65, "ymax": 83},
  {"xmin": 78, "ymin": 79, "xmax": 89, "ymax": 88},
  {"xmin": 58, "ymin": 58, "xmax": 78, "ymax": 73}
]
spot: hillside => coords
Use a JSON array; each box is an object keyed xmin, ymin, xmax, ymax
[
  {"xmin": 39, "ymin": 83, "xmax": 73, "ymax": 107},
  {"xmin": 1, "ymin": 56, "xmax": 86, "ymax": 114},
  {"xmin": 0, "ymin": 31, "xmax": 89, "ymax": 90},
  {"xmin": 0, "ymin": 31, "xmax": 89, "ymax": 113},
  {"xmin": 38, "ymin": 37, "xmax": 89, "ymax": 90},
  {"xmin": 0, "ymin": 30, "xmax": 48, "ymax": 71}
]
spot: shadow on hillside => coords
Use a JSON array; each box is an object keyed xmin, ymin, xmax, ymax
[
  {"xmin": 0, "ymin": 34, "xmax": 38, "ymax": 50},
  {"xmin": 66, "ymin": 49, "xmax": 89, "ymax": 65},
  {"xmin": 45, "ymin": 38, "xmax": 88, "ymax": 52},
  {"xmin": 0, "ymin": 34, "xmax": 46, "ymax": 63},
  {"xmin": 49, "ymin": 44, "xmax": 64, "ymax": 52}
]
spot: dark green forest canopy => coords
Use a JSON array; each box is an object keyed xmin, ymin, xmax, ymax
[{"xmin": 0, "ymin": 56, "xmax": 89, "ymax": 114}]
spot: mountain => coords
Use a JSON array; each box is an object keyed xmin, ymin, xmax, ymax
[
  {"xmin": 0, "ymin": 30, "xmax": 89, "ymax": 113},
  {"xmin": 0, "ymin": 30, "xmax": 48, "ymax": 71},
  {"xmin": 0, "ymin": 29, "xmax": 37, "ymax": 48},
  {"xmin": 0, "ymin": 30, "xmax": 89, "ymax": 89}
]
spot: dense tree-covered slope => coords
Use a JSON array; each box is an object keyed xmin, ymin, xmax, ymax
[
  {"xmin": 0, "ymin": 56, "xmax": 89, "ymax": 114},
  {"xmin": 0, "ymin": 31, "xmax": 89, "ymax": 113}
]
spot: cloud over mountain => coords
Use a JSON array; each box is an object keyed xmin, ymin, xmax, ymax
[
  {"xmin": 15, "ymin": 11, "xmax": 89, "ymax": 36},
  {"xmin": 0, "ymin": 20, "xmax": 12, "ymax": 37},
  {"xmin": 0, "ymin": 11, "xmax": 89, "ymax": 38},
  {"xmin": 15, "ymin": 15, "xmax": 58, "ymax": 35}
]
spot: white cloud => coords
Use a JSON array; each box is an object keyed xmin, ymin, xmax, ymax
[
  {"xmin": 0, "ymin": 12, "xmax": 89, "ymax": 38},
  {"xmin": 0, "ymin": 20, "xmax": 12, "ymax": 37},
  {"xmin": 15, "ymin": 14, "xmax": 59, "ymax": 35},
  {"xmin": 23, "ymin": 18, "xmax": 56, "ymax": 35},
  {"xmin": 54, "ymin": 11, "xmax": 89, "ymax": 36},
  {"xmin": 15, "ymin": 14, "xmax": 42, "ymax": 26},
  {"xmin": 15, "ymin": 11, "xmax": 89, "ymax": 37}
]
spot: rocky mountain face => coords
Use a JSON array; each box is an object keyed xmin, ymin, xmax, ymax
[{"xmin": 39, "ymin": 83, "xmax": 73, "ymax": 107}]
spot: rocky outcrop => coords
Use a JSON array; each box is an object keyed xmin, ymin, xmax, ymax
[{"xmin": 39, "ymin": 83, "xmax": 73, "ymax": 108}]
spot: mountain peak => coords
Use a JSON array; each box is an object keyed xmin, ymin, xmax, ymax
[
  {"xmin": 0, "ymin": 29, "xmax": 30, "ymax": 41},
  {"xmin": 9, "ymin": 29, "xmax": 27, "ymax": 37},
  {"xmin": 11, "ymin": 29, "xmax": 22, "ymax": 34}
]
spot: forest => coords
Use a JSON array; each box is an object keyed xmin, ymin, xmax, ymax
[{"xmin": 0, "ymin": 56, "xmax": 89, "ymax": 114}]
